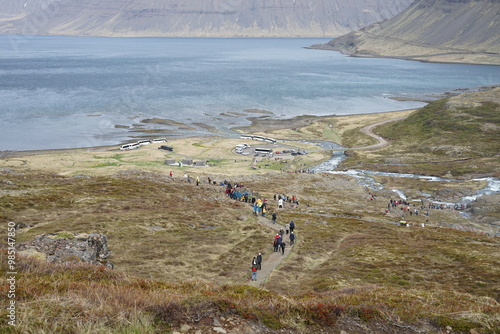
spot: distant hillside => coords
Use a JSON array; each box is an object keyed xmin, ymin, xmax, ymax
[
  {"xmin": 312, "ymin": 0, "xmax": 500, "ymax": 65},
  {"xmin": 342, "ymin": 86, "xmax": 500, "ymax": 179},
  {"xmin": 0, "ymin": 0, "xmax": 413, "ymax": 37}
]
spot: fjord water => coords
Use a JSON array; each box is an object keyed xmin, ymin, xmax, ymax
[{"xmin": 0, "ymin": 36, "xmax": 499, "ymax": 151}]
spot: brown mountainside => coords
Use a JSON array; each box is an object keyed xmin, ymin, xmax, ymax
[
  {"xmin": 314, "ymin": 0, "xmax": 500, "ymax": 65},
  {"xmin": 0, "ymin": 0, "xmax": 413, "ymax": 37}
]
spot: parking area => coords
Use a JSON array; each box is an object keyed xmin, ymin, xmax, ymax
[{"xmin": 234, "ymin": 143, "xmax": 308, "ymax": 161}]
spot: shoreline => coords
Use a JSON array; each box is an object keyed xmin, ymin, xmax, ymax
[
  {"xmin": 0, "ymin": 108, "xmax": 419, "ymax": 179},
  {"xmin": 5, "ymin": 84, "xmax": 495, "ymax": 157},
  {"xmin": 0, "ymin": 108, "xmax": 417, "ymax": 158},
  {"xmin": 307, "ymin": 43, "xmax": 500, "ymax": 67}
]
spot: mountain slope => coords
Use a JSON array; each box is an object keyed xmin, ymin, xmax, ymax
[
  {"xmin": 313, "ymin": 0, "xmax": 500, "ymax": 65},
  {"xmin": 0, "ymin": 0, "xmax": 413, "ymax": 37}
]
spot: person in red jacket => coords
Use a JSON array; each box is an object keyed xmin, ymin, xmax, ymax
[{"xmin": 251, "ymin": 265, "xmax": 258, "ymax": 281}]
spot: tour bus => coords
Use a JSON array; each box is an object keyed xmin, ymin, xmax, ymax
[
  {"xmin": 120, "ymin": 143, "xmax": 140, "ymax": 150},
  {"xmin": 252, "ymin": 135, "xmax": 276, "ymax": 144},
  {"xmin": 137, "ymin": 140, "xmax": 152, "ymax": 146},
  {"xmin": 263, "ymin": 137, "xmax": 276, "ymax": 144},
  {"xmin": 251, "ymin": 135, "xmax": 264, "ymax": 142},
  {"xmin": 240, "ymin": 135, "xmax": 253, "ymax": 140},
  {"xmin": 254, "ymin": 148, "xmax": 273, "ymax": 154},
  {"xmin": 151, "ymin": 138, "xmax": 167, "ymax": 143}
]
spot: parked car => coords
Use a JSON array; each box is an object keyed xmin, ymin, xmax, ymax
[{"xmin": 158, "ymin": 145, "xmax": 173, "ymax": 151}]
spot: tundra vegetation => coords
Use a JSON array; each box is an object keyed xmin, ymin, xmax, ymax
[{"xmin": 1, "ymin": 89, "xmax": 499, "ymax": 333}]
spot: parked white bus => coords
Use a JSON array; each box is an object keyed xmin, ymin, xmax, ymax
[
  {"xmin": 120, "ymin": 143, "xmax": 140, "ymax": 150},
  {"xmin": 254, "ymin": 148, "xmax": 273, "ymax": 154}
]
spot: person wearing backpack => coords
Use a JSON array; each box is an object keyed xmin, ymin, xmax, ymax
[{"xmin": 251, "ymin": 265, "xmax": 258, "ymax": 281}]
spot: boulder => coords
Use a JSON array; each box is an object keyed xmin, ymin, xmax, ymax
[{"xmin": 17, "ymin": 232, "xmax": 113, "ymax": 268}]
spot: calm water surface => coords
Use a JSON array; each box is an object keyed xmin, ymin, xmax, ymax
[{"xmin": 0, "ymin": 36, "xmax": 499, "ymax": 151}]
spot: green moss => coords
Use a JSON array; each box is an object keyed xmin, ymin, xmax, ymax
[
  {"xmin": 432, "ymin": 316, "xmax": 482, "ymax": 334},
  {"xmin": 55, "ymin": 231, "xmax": 75, "ymax": 239}
]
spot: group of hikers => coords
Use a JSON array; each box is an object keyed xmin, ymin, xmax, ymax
[
  {"xmin": 214, "ymin": 180, "xmax": 300, "ymax": 282},
  {"xmin": 384, "ymin": 197, "xmax": 465, "ymax": 220},
  {"xmin": 272, "ymin": 221, "xmax": 296, "ymax": 254},
  {"xmin": 251, "ymin": 222, "xmax": 297, "ymax": 282},
  {"xmin": 170, "ymin": 171, "xmax": 300, "ymax": 283}
]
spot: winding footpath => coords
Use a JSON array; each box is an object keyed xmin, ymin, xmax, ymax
[
  {"xmin": 245, "ymin": 117, "xmax": 408, "ymax": 287},
  {"xmin": 247, "ymin": 214, "xmax": 294, "ymax": 288},
  {"xmin": 354, "ymin": 116, "xmax": 408, "ymax": 151}
]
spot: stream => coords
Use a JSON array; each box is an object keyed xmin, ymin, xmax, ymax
[{"xmin": 306, "ymin": 142, "xmax": 499, "ymax": 215}]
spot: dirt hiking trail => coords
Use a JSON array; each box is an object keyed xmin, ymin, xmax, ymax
[{"xmin": 248, "ymin": 214, "xmax": 294, "ymax": 288}]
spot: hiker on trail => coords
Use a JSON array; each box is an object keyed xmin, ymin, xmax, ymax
[
  {"xmin": 289, "ymin": 220, "xmax": 295, "ymax": 233},
  {"xmin": 252, "ymin": 256, "xmax": 257, "ymax": 267},
  {"xmin": 196, "ymin": 176, "xmax": 200, "ymax": 186},
  {"xmin": 256, "ymin": 253, "xmax": 262, "ymax": 270},
  {"xmin": 251, "ymin": 265, "xmax": 258, "ymax": 281},
  {"xmin": 169, "ymin": 171, "xmax": 173, "ymax": 178},
  {"xmin": 256, "ymin": 199, "xmax": 262, "ymax": 215},
  {"xmin": 278, "ymin": 198, "xmax": 283, "ymax": 208},
  {"xmin": 279, "ymin": 228, "xmax": 284, "ymax": 237},
  {"xmin": 271, "ymin": 212, "xmax": 277, "ymax": 224},
  {"xmin": 273, "ymin": 234, "xmax": 281, "ymax": 252},
  {"xmin": 289, "ymin": 231, "xmax": 295, "ymax": 246},
  {"xmin": 261, "ymin": 201, "xmax": 267, "ymax": 217},
  {"xmin": 285, "ymin": 223, "xmax": 289, "ymax": 235},
  {"xmin": 280, "ymin": 242, "xmax": 286, "ymax": 255}
]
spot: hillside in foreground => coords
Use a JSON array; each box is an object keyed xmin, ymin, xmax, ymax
[
  {"xmin": 311, "ymin": 0, "xmax": 500, "ymax": 65},
  {"xmin": 1, "ymin": 88, "xmax": 499, "ymax": 333},
  {"xmin": 1, "ymin": 167, "xmax": 499, "ymax": 333}
]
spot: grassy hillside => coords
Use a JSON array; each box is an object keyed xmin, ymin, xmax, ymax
[
  {"xmin": 314, "ymin": 0, "xmax": 500, "ymax": 65},
  {"xmin": 0, "ymin": 169, "xmax": 271, "ymax": 284},
  {"xmin": 1, "ymin": 167, "xmax": 499, "ymax": 333},
  {"xmin": 341, "ymin": 92, "xmax": 500, "ymax": 178},
  {"xmin": 1, "ymin": 88, "xmax": 499, "ymax": 333}
]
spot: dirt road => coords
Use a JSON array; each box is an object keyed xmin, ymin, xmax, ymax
[{"xmin": 354, "ymin": 117, "xmax": 408, "ymax": 151}]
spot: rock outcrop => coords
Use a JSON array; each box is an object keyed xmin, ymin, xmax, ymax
[{"xmin": 17, "ymin": 232, "xmax": 113, "ymax": 268}]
